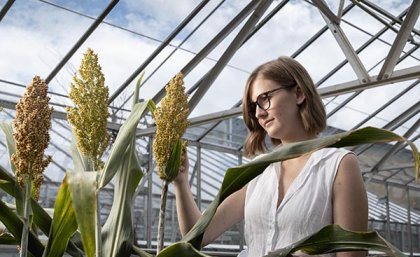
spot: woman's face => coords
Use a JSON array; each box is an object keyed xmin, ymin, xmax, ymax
[{"xmin": 249, "ymin": 76, "xmax": 304, "ymax": 141}]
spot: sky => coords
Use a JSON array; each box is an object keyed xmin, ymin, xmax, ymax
[{"xmin": 0, "ymin": 0, "xmax": 419, "ymax": 180}]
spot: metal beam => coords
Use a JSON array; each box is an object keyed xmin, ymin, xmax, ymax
[
  {"xmin": 45, "ymin": 0, "xmax": 119, "ymax": 84},
  {"xmin": 188, "ymin": 140, "xmax": 243, "ymax": 155},
  {"xmin": 371, "ymin": 118, "xmax": 420, "ymax": 172},
  {"xmin": 146, "ymin": 137, "xmax": 153, "ymax": 249},
  {"xmin": 406, "ymin": 185, "xmax": 413, "ymax": 255},
  {"xmin": 327, "ymin": 91, "xmax": 362, "ymax": 118},
  {"xmin": 292, "ymin": 0, "xmax": 355, "ymax": 58},
  {"xmin": 316, "ymin": 7, "xmax": 409, "ymax": 87},
  {"xmin": 136, "ymin": 107, "xmax": 243, "ymax": 137},
  {"xmin": 372, "ymin": 164, "xmax": 415, "ymax": 172},
  {"xmin": 0, "ymin": 0, "xmax": 15, "ymax": 22},
  {"xmin": 382, "ymin": 101, "xmax": 420, "ymax": 131},
  {"xmin": 0, "ymin": 78, "xmax": 70, "ymax": 99},
  {"xmin": 352, "ymin": 0, "xmax": 399, "ymax": 35},
  {"xmin": 188, "ymin": 0, "xmax": 273, "ymax": 113},
  {"xmin": 1, "ymin": 110, "xmax": 70, "ymax": 172},
  {"xmin": 377, "ymin": 0, "xmax": 420, "ymax": 80},
  {"xmin": 318, "ymin": 2, "xmax": 370, "ymax": 83},
  {"xmin": 196, "ymin": 146, "xmax": 202, "ymax": 209},
  {"xmin": 360, "ymin": 0, "xmax": 420, "ymax": 38},
  {"xmin": 326, "ymin": 40, "xmax": 418, "ymax": 119},
  {"xmin": 139, "ymin": 63, "xmax": 420, "ymax": 140},
  {"xmin": 194, "ymin": 0, "xmax": 290, "ymax": 141},
  {"xmin": 0, "ymin": 98, "xmax": 126, "ymax": 132},
  {"xmin": 318, "ymin": 65, "xmax": 420, "ymax": 98},
  {"xmin": 337, "ymin": 0, "xmax": 345, "ymax": 20},
  {"xmin": 114, "ymin": 1, "xmax": 225, "ymax": 112},
  {"xmin": 0, "ymin": 78, "xmax": 132, "ymax": 117},
  {"xmin": 0, "ymin": 138, "xmax": 64, "ymax": 175},
  {"xmin": 395, "ymin": 133, "xmax": 420, "ymax": 154},
  {"xmin": 312, "ymin": 0, "xmax": 340, "ymax": 24},
  {"xmin": 353, "ymin": 101, "xmax": 420, "ymax": 155},
  {"xmin": 363, "ymin": 176, "xmax": 420, "ymax": 191},
  {"xmin": 151, "ymin": 0, "xmax": 261, "ymax": 104},
  {"xmin": 182, "ymin": 0, "xmax": 289, "ymax": 112},
  {"xmin": 108, "ymin": 0, "xmax": 210, "ymax": 104},
  {"xmin": 351, "ymin": 79, "xmax": 419, "ymax": 130}
]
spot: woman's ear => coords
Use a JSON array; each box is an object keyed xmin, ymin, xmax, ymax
[{"xmin": 295, "ymin": 86, "xmax": 305, "ymax": 105}]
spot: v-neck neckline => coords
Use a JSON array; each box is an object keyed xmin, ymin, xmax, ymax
[{"xmin": 275, "ymin": 150, "xmax": 318, "ymax": 210}]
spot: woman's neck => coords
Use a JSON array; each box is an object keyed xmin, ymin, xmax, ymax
[{"xmin": 280, "ymin": 132, "xmax": 316, "ymax": 144}]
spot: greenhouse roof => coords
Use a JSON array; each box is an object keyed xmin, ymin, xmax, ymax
[{"xmin": 0, "ymin": 0, "xmax": 419, "ymax": 189}]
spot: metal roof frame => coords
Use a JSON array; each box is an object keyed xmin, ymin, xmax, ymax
[{"xmin": 0, "ymin": 0, "xmax": 419, "ymax": 201}]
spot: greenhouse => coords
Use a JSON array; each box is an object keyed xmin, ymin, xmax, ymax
[{"xmin": 0, "ymin": 0, "xmax": 419, "ymax": 256}]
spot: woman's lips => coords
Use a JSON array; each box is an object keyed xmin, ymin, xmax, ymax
[{"xmin": 263, "ymin": 119, "xmax": 273, "ymax": 127}]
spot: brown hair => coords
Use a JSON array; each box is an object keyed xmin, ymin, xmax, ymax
[{"xmin": 242, "ymin": 56, "xmax": 326, "ymax": 158}]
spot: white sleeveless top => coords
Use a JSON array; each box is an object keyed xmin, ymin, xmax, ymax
[{"xmin": 238, "ymin": 147, "xmax": 351, "ymax": 257}]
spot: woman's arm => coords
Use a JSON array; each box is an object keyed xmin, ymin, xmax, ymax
[
  {"xmin": 333, "ymin": 153, "xmax": 368, "ymax": 257},
  {"xmin": 174, "ymin": 152, "xmax": 246, "ymax": 246}
]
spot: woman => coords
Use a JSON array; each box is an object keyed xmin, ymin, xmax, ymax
[{"xmin": 174, "ymin": 57, "xmax": 368, "ymax": 257}]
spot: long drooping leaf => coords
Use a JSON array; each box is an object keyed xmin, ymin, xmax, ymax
[
  {"xmin": 70, "ymin": 133, "xmax": 90, "ymax": 172},
  {"xmin": 98, "ymin": 99, "xmax": 155, "ymax": 188},
  {"xmin": 0, "ymin": 165, "xmax": 52, "ymax": 236},
  {"xmin": 0, "ymin": 199, "xmax": 44, "ymax": 256},
  {"xmin": 101, "ymin": 77, "xmax": 147, "ymax": 257},
  {"xmin": 132, "ymin": 245, "xmax": 153, "ymax": 257},
  {"xmin": 157, "ymin": 241, "xmax": 211, "ymax": 257},
  {"xmin": 43, "ymin": 176, "xmax": 79, "ymax": 257},
  {"xmin": 0, "ymin": 233, "xmax": 17, "ymax": 245},
  {"xmin": 179, "ymin": 127, "xmax": 418, "ymax": 249},
  {"xmin": 0, "ymin": 166, "xmax": 83, "ymax": 256},
  {"xmin": 101, "ymin": 141, "xmax": 142, "ymax": 257},
  {"xmin": 67, "ymin": 171, "xmax": 98, "ymax": 257},
  {"xmin": 0, "ymin": 121, "xmax": 24, "ymax": 216},
  {"xmin": 264, "ymin": 225, "xmax": 406, "ymax": 257},
  {"xmin": 0, "ymin": 122, "xmax": 16, "ymax": 173}
]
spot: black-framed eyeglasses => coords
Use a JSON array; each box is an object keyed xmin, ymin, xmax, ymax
[{"xmin": 248, "ymin": 85, "xmax": 295, "ymax": 118}]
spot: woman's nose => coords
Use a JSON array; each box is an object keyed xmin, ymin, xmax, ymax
[{"xmin": 255, "ymin": 105, "xmax": 267, "ymax": 119}]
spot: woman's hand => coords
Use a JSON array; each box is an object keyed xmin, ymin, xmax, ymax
[{"xmin": 174, "ymin": 150, "xmax": 189, "ymax": 186}]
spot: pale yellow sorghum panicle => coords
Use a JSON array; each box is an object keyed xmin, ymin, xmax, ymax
[
  {"xmin": 66, "ymin": 48, "xmax": 110, "ymax": 170},
  {"xmin": 153, "ymin": 72, "xmax": 189, "ymax": 181},
  {"xmin": 11, "ymin": 76, "xmax": 53, "ymax": 199}
]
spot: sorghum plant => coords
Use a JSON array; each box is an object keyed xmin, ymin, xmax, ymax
[
  {"xmin": 66, "ymin": 48, "xmax": 110, "ymax": 257},
  {"xmin": 11, "ymin": 76, "xmax": 52, "ymax": 257},
  {"xmin": 67, "ymin": 48, "xmax": 110, "ymax": 171},
  {"xmin": 152, "ymin": 72, "xmax": 189, "ymax": 254}
]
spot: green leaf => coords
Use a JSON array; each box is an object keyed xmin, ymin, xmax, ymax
[
  {"xmin": 43, "ymin": 176, "xmax": 79, "ymax": 257},
  {"xmin": 0, "ymin": 122, "xmax": 24, "ymax": 216},
  {"xmin": 182, "ymin": 127, "xmax": 419, "ymax": 249},
  {"xmin": 156, "ymin": 241, "xmax": 211, "ymax": 257},
  {"xmin": 101, "ymin": 141, "xmax": 142, "ymax": 257},
  {"xmin": 99, "ymin": 100, "xmax": 153, "ymax": 188},
  {"xmin": 0, "ymin": 199, "xmax": 44, "ymax": 256},
  {"xmin": 132, "ymin": 245, "xmax": 153, "ymax": 257},
  {"xmin": 132, "ymin": 72, "xmax": 145, "ymax": 108},
  {"xmin": 0, "ymin": 233, "xmax": 17, "ymax": 245},
  {"xmin": 0, "ymin": 121, "xmax": 16, "ymax": 173},
  {"xmin": 70, "ymin": 133, "xmax": 90, "ymax": 172},
  {"xmin": 264, "ymin": 225, "xmax": 406, "ymax": 257},
  {"xmin": 67, "ymin": 171, "xmax": 98, "ymax": 257},
  {"xmin": 0, "ymin": 166, "xmax": 83, "ymax": 257},
  {"xmin": 164, "ymin": 138, "xmax": 183, "ymax": 182}
]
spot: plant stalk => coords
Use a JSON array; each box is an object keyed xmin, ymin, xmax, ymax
[
  {"xmin": 157, "ymin": 180, "xmax": 169, "ymax": 254},
  {"xmin": 91, "ymin": 160, "xmax": 101, "ymax": 257},
  {"xmin": 96, "ymin": 190, "xmax": 102, "ymax": 257},
  {"xmin": 20, "ymin": 174, "xmax": 32, "ymax": 257}
]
